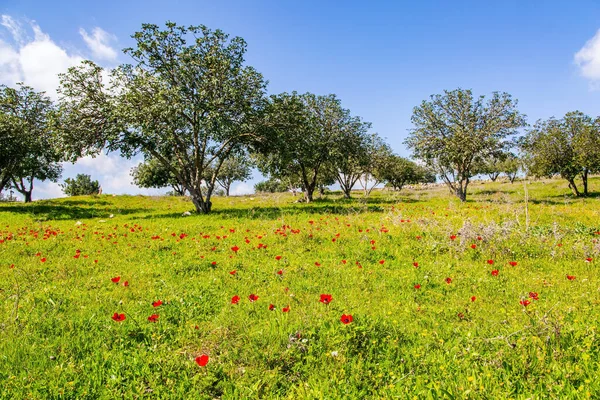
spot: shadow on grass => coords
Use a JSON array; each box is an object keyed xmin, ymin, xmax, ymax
[{"xmin": 0, "ymin": 203, "xmax": 147, "ymax": 221}]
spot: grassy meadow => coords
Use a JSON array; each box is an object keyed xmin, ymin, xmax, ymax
[{"xmin": 1, "ymin": 178, "xmax": 600, "ymax": 399}]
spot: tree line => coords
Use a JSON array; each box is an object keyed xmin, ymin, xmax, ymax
[{"xmin": 1, "ymin": 22, "xmax": 600, "ymax": 211}]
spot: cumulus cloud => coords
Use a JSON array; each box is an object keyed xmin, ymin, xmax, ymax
[
  {"xmin": 575, "ymin": 28, "xmax": 600, "ymax": 87},
  {"xmin": 79, "ymin": 27, "xmax": 118, "ymax": 61},
  {"xmin": 0, "ymin": 15, "xmax": 117, "ymax": 98}
]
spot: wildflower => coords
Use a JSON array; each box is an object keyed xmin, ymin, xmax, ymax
[
  {"xmin": 282, "ymin": 305, "xmax": 290, "ymax": 312},
  {"xmin": 152, "ymin": 300, "xmax": 163, "ymax": 307},
  {"xmin": 340, "ymin": 314, "xmax": 353, "ymax": 324},
  {"xmin": 112, "ymin": 313, "xmax": 126, "ymax": 322},
  {"xmin": 470, "ymin": 244, "xmax": 477, "ymax": 249},
  {"xmin": 111, "ymin": 276, "xmax": 121, "ymax": 283},
  {"xmin": 445, "ymin": 277, "xmax": 452, "ymax": 284},
  {"xmin": 567, "ymin": 275, "xmax": 576, "ymax": 281},
  {"xmin": 148, "ymin": 314, "xmax": 159, "ymax": 322},
  {"xmin": 231, "ymin": 295, "xmax": 240, "ymax": 304},
  {"xmin": 487, "ymin": 259, "xmax": 494, "ymax": 265},
  {"xmin": 275, "ymin": 255, "xmax": 282, "ymax": 261},
  {"xmin": 413, "ymin": 262, "xmax": 419, "ymax": 268},
  {"xmin": 529, "ymin": 292, "xmax": 539, "ymax": 300},
  {"xmin": 471, "ymin": 296, "xmax": 476, "ymax": 302},
  {"xmin": 248, "ymin": 293, "xmax": 259, "ymax": 302},
  {"xmin": 229, "ymin": 270, "xmax": 236, "ymax": 275},
  {"xmin": 195, "ymin": 354, "xmax": 209, "ymax": 367},
  {"xmin": 277, "ymin": 269, "xmax": 283, "ymax": 275},
  {"xmin": 491, "ymin": 269, "xmax": 499, "ymax": 276},
  {"xmin": 319, "ymin": 294, "xmax": 333, "ymax": 304},
  {"xmin": 450, "ymin": 235, "xmax": 457, "ymax": 240},
  {"xmin": 520, "ymin": 299, "xmax": 531, "ymax": 307},
  {"xmin": 414, "ymin": 284, "xmax": 421, "ymax": 289},
  {"xmin": 508, "ymin": 261, "xmax": 518, "ymax": 267},
  {"xmin": 231, "ymin": 246, "xmax": 239, "ymax": 252},
  {"xmin": 269, "ymin": 304, "xmax": 276, "ymax": 311}
]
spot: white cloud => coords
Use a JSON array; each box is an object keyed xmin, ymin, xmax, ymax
[
  {"xmin": 79, "ymin": 27, "xmax": 117, "ymax": 61},
  {"xmin": 0, "ymin": 15, "xmax": 117, "ymax": 99},
  {"xmin": 231, "ymin": 182, "xmax": 254, "ymax": 196},
  {"xmin": 575, "ymin": 29, "xmax": 600, "ymax": 87}
]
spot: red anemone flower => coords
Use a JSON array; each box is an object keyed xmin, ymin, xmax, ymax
[
  {"xmin": 195, "ymin": 354, "xmax": 209, "ymax": 367},
  {"xmin": 491, "ymin": 269, "xmax": 499, "ymax": 276},
  {"xmin": 508, "ymin": 261, "xmax": 518, "ymax": 267},
  {"xmin": 520, "ymin": 299, "xmax": 531, "ymax": 307},
  {"xmin": 229, "ymin": 270, "xmax": 237, "ymax": 275},
  {"xmin": 487, "ymin": 259, "xmax": 494, "ymax": 265},
  {"xmin": 277, "ymin": 269, "xmax": 283, "ymax": 275},
  {"xmin": 414, "ymin": 284, "xmax": 421, "ymax": 289},
  {"xmin": 585, "ymin": 257, "xmax": 593, "ymax": 263},
  {"xmin": 567, "ymin": 275, "xmax": 576, "ymax": 281},
  {"xmin": 445, "ymin": 277, "xmax": 452, "ymax": 284},
  {"xmin": 528, "ymin": 292, "xmax": 539, "ymax": 300},
  {"xmin": 340, "ymin": 314, "xmax": 353, "ymax": 324},
  {"xmin": 450, "ymin": 235, "xmax": 457, "ymax": 240},
  {"xmin": 379, "ymin": 260, "xmax": 385, "ymax": 265},
  {"xmin": 231, "ymin": 295, "xmax": 240, "ymax": 304},
  {"xmin": 269, "ymin": 304, "xmax": 276, "ymax": 311},
  {"xmin": 470, "ymin": 244, "xmax": 477, "ymax": 249},
  {"xmin": 248, "ymin": 293, "xmax": 259, "ymax": 302},
  {"xmin": 231, "ymin": 246, "xmax": 239, "ymax": 252},
  {"xmin": 152, "ymin": 300, "xmax": 163, "ymax": 307},
  {"xmin": 282, "ymin": 305, "xmax": 290, "ymax": 312},
  {"xmin": 413, "ymin": 262, "xmax": 419, "ymax": 268},
  {"xmin": 319, "ymin": 294, "xmax": 333, "ymax": 304},
  {"xmin": 123, "ymin": 281, "xmax": 129, "ymax": 287},
  {"xmin": 148, "ymin": 314, "xmax": 159, "ymax": 322},
  {"xmin": 111, "ymin": 276, "xmax": 121, "ymax": 283},
  {"xmin": 40, "ymin": 258, "xmax": 47, "ymax": 263},
  {"xmin": 112, "ymin": 313, "xmax": 126, "ymax": 322},
  {"xmin": 471, "ymin": 296, "xmax": 476, "ymax": 302},
  {"xmin": 275, "ymin": 255, "xmax": 282, "ymax": 261}
]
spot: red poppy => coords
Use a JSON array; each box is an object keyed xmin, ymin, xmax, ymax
[
  {"xmin": 148, "ymin": 314, "xmax": 159, "ymax": 322},
  {"xmin": 195, "ymin": 354, "xmax": 209, "ymax": 367},
  {"xmin": 340, "ymin": 314, "xmax": 353, "ymax": 324},
  {"xmin": 231, "ymin": 246, "xmax": 239, "ymax": 252},
  {"xmin": 528, "ymin": 292, "xmax": 539, "ymax": 300},
  {"xmin": 471, "ymin": 296, "xmax": 476, "ymax": 302},
  {"xmin": 413, "ymin": 262, "xmax": 419, "ymax": 268},
  {"xmin": 508, "ymin": 261, "xmax": 518, "ymax": 267},
  {"xmin": 315, "ymin": 262, "xmax": 321, "ymax": 266},
  {"xmin": 477, "ymin": 236, "xmax": 482, "ymax": 241},
  {"xmin": 248, "ymin": 293, "xmax": 259, "ymax": 302},
  {"xmin": 211, "ymin": 261, "xmax": 217, "ymax": 266},
  {"xmin": 470, "ymin": 244, "xmax": 477, "ymax": 249},
  {"xmin": 491, "ymin": 269, "xmax": 499, "ymax": 276},
  {"xmin": 341, "ymin": 259, "xmax": 347, "ymax": 264},
  {"xmin": 378, "ymin": 260, "xmax": 385, "ymax": 265},
  {"xmin": 269, "ymin": 304, "xmax": 276, "ymax": 311},
  {"xmin": 282, "ymin": 305, "xmax": 290, "ymax": 312},
  {"xmin": 152, "ymin": 300, "xmax": 163, "ymax": 307},
  {"xmin": 415, "ymin": 235, "xmax": 422, "ymax": 240},
  {"xmin": 123, "ymin": 281, "xmax": 129, "ymax": 287},
  {"xmin": 231, "ymin": 295, "xmax": 240, "ymax": 304},
  {"xmin": 414, "ymin": 284, "xmax": 421, "ymax": 289},
  {"xmin": 111, "ymin": 276, "xmax": 121, "ymax": 283},
  {"xmin": 450, "ymin": 235, "xmax": 457, "ymax": 241},
  {"xmin": 445, "ymin": 277, "xmax": 452, "ymax": 284},
  {"xmin": 520, "ymin": 299, "xmax": 531, "ymax": 307},
  {"xmin": 567, "ymin": 275, "xmax": 576, "ymax": 281},
  {"xmin": 112, "ymin": 313, "xmax": 126, "ymax": 322},
  {"xmin": 40, "ymin": 258, "xmax": 47, "ymax": 263},
  {"xmin": 319, "ymin": 294, "xmax": 333, "ymax": 304},
  {"xmin": 229, "ymin": 270, "xmax": 236, "ymax": 275},
  {"xmin": 487, "ymin": 259, "xmax": 494, "ymax": 265},
  {"xmin": 457, "ymin": 312, "xmax": 465, "ymax": 319},
  {"xmin": 275, "ymin": 255, "xmax": 282, "ymax": 261},
  {"xmin": 585, "ymin": 257, "xmax": 593, "ymax": 263}
]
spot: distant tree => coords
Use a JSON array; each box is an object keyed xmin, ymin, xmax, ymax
[
  {"xmin": 358, "ymin": 135, "xmax": 393, "ymax": 196},
  {"xmin": 215, "ymin": 153, "xmax": 252, "ymax": 196},
  {"xmin": 499, "ymin": 152, "xmax": 520, "ymax": 183},
  {"xmin": 61, "ymin": 174, "xmax": 100, "ymax": 196},
  {"xmin": 257, "ymin": 92, "xmax": 352, "ymax": 202},
  {"xmin": 474, "ymin": 150, "xmax": 510, "ymax": 182},
  {"xmin": 131, "ymin": 157, "xmax": 186, "ymax": 196},
  {"xmin": 521, "ymin": 111, "xmax": 600, "ymax": 196},
  {"xmin": 0, "ymin": 84, "xmax": 62, "ymax": 202},
  {"xmin": 405, "ymin": 88, "xmax": 526, "ymax": 202},
  {"xmin": 254, "ymin": 178, "xmax": 289, "ymax": 193},
  {"xmin": 55, "ymin": 22, "xmax": 267, "ymax": 213},
  {"xmin": 378, "ymin": 155, "xmax": 435, "ymax": 191}
]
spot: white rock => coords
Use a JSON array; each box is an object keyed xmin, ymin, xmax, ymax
[{"xmin": 182, "ymin": 211, "xmax": 192, "ymax": 216}]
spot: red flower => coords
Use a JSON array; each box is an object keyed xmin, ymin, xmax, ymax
[
  {"xmin": 275, "ymin": 255, "xmax": 282, "ymax": 261},
  {"xmin": 152, "ymin": 300, "xmax": 163, "ymax": 307},
  {"xmin": 112, "ymin": 313, "xmax": 126, "ymax": 322},
  {"xmin": 148, "ymin": 314, "xmax": 159, "ymax": 322},
  {"xmin": 415, "ymin": 235, "xmax": 422, "ymax": 240},
  {"xmin": 585, "ymin": 257, "xmax": 593, "ymax": 263},
  {"xmin": 491, "ymin": 269, "xmax": 499, "ymax": 276},
  {"xmin": 40, "ymin": 257, "xmax": 47, "ymax": 263},
  {"xmin": 470, "ymin": 244, "xmax": 477, "ymax": 249},
  {"xmin": 450, "ymin": 235, "xmax": 457, "ymax": 241},
  {"xmin": 414, "ymin": 284, "xmax": 421, "ymax": 289},
  {"xmin": 315, "ymin": 262, "xmax": 321, "ymax": 266},
  {"xmin": 471, "ymin": 296, "xmax": 476, "ymax": 302},
  {"xmin": 477, "ymin": 236, "xmax": 482, "ymax": 241},
  {"xmin": 457, "ymin": 312, "xmax": 465, "ymax": 319},
  {"xmin": 231, "ymin": 295, "xmax": 240, "ymax": 304},
  {"xmin": 229, "ymin": 270, "xmax": 236, "ymax": 275},
  {"xmin": 282, "ymin": 305, "xmax": 290, "ymax": 312},
  {"xmin": 445, "ymin": 277, "xmax": 452, "ymax": 284},
  {"xmin": 487, "ymin": 259, "xmax": 494, "ymax": 265},
  {"xmin": 520, "ymin": 299, "xmax": 531, "ymax": 307},
  {"xmin": 277, "ymin": 269, "xmax": 283, "ymax": 275},
  {"xmin": 231, "ymin": 245, "xmax": 239, "ymax": 252},
  {"xmin": 378, "ymin": 260, "xmax": 385, "ymax": 265},
  {"xmin": 211, "ymin": 261, "xmax": 217, "ymax": 266},
  {"xmin": 248, "ymin": 293, "xmax": 259, "ymax": 302},
  {"xmin": 269, "ymin": 304, "xmax": 276, "ymax": 311},
  {"xmin": 567, "ymin": 275, "xmax": 576, "ymax": 281},
  {"xmin": 341, "ymin": 259, "xmax": 347, "ymax": 264},
  {"xmin": 111, "ymin": 276, "xmax": 121, "ymax": 283},
  {"xmin": 413, "ymin": 262, "xmax": 419, "ymax": 268},
  {"xmin": 340, "ymin": 314, "xmax": 353, "ymax": 324},
  {"xmin": 195, "ymin": 354, "xmax": 209, "ymax": 367},
  {"xmin": 123, "ymin": 281, "xmax": 129, "ymax": 287},
  {"xmin": 319, "ymin": 294, "xmax": 333, "ymax": 304},
  {"xmin": 508, "ymin": 261, "xmax": 518, "ymax": 267},
  {"xmin": 528, "ymin": 292, "xmax": 539, "ymax": 300}
]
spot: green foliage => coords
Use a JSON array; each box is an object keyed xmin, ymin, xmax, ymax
[
  {"xmin": 521, "ymin": 111, "xmax": 600, "ymax": 196},
  {"xmin": 131, "ymin": 157, "xmax": 185, "ymax": 195},
  {"xmin": 0, "ymin": 84, "xmax": 62, "ymax": 202},
  {"xmin": 56, "ymin": 22, "xmax": 267, "ymax": 213},
  {"xmin": 406, "ymin": 88, "xmax": 526, "ymax": 201},
  {"xmin": 215, "ymin": 153, "xmax": 252, "ymax": 196},
  {"xmin": 254, "ymin": 178, "xmax": 289, "ymax": 193},
  {"xmin": 379, "ymin": 155, "xmax": 436, "ymax": 190},
  {"xmin": 60, "ymin": 173, "xmax": 100, "ymax": 196}
]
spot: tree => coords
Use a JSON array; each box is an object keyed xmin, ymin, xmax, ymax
[
  {"xmin": 131, "ymin": 157, "xmax": 186, "ymax": 196},
  {"xmin": 55, "ymin": 22, "xmax": 267, "ymax": 213},
  {"xmin": 215, "ymin": 153, "xmax": 252, "ymax": 196},
  {"xmin": 499, "ymin": 152, "xmax": 520, "ymax": 183},
  {"xmin": 379, "ymin": 156, "xmax": 436, "ymax": 191},
  {"xmin": 521, "ymin": 111, "xmax": 600, "ymax": 196},
  {"xmin": 254, "ymin": 178, "xmax": 289, "ymax": 193},
  {"xmin": 405, "ymin": 89, "xmax": 526, "ymax": 202},
  {"xmin": 61, "ymin": 174, "xmax": 100, "ymax": 196},
  {"xmin": 474, "ymin": 150, "xmax": 509, "ymax": 182},
  {"xmin": 0, "ymin": 84, "xmax": 62, "ymax": 202},
  {"xmin": 257, "ymin": 92, "xmax": 351, "ymax": 203},
  {"xmin": 358, "ymin": 134, "xmax": 393, "ymax": 196}
]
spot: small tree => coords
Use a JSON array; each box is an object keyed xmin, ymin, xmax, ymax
[
  {"xmin": 405, "ymin": 89, "xmax": 526, "ymax": 202},
  {"xmin": 254, "ymin": 178, "xmax": 289, "ymax": 193},
  {"xmin": 379, "ymin": 156, "xmax": 436, "ymax": 191},
  {"xmin": 499, "ymin": 152, "xmax": 520, "ymax": 183},
  {"xmin": 61, "ymin": 174, "xmax": 100, "ymax": 196},
  {"xmin": 131, "ymin": 157, "xmax": 186, "ymax": 196},
  {"xmin": 215, "ymin": 153, "xmax": 252, "ymax": 196},
  {"xmin": 358, "ymin": 135, "xmax": 393, "ymax": 196}
]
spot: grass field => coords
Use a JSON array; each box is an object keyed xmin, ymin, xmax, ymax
[{"xmin": 1, "ymin": 177, "xmax": 600, "ymax": 399}]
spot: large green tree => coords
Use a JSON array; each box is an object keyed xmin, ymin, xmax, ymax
[
  {"xmin": 405, "ymin": 89, "xmax": 526, "ymax": 202},
  {"xmin": 0, "ymin": 84, "xmax": 62, "ymax": 202},
  {"xmin": 55, "ymin": 22, "xmax": 267, "ymax": 213},
  {"xmin": 521, "ymin": 111, "xmax": 600, "ymax": 196}
]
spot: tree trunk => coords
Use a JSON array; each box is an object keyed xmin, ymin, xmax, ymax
[
  {"xmin": 24, "ymin": 191, "xmax": 32, "ymax": 203},
  {"xmin": 225, "ymin": 185, "xmax": 230, "ymax": 197},
  {"xmin": 190, "ymin": 190, "xmax": 212, "ymax": 213},
  {"xmin": 343, "ymin": 188, "xmax": 351, "ymax": 199},
  {"xmin": 508, "ymin": 172, "xmax": 517, "ymax": 183},
  {"xmin": 582, "ymin": 169, "xmax": 589, "ymax": 196},
  {"xmin": 568, "ymin": 179, "xmax": 581, "ymax": 197},
  {"xmin": 304, "ymin": 186, "xmax": 315, "ymax": 203},
  {"xmin": 489, "ymin": 172, "xmax": 500, "ymax": 182}
]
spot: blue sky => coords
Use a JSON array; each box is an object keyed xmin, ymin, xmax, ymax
[{"xmin": 2, "ymin": 0, "xmax": 600, "ymax": 199}]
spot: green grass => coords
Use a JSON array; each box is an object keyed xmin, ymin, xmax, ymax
[{"xmin": 1, "ymin": 177, "xmax": 600, "ymax": 399}]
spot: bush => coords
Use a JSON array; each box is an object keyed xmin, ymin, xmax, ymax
[
  {"xmin": 60, "ymin": 174, "xmax": 100, "ymax": 196},
  {"xmin": 254, "ymin": 179, "xmax": 289, "ymax": 193}
]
